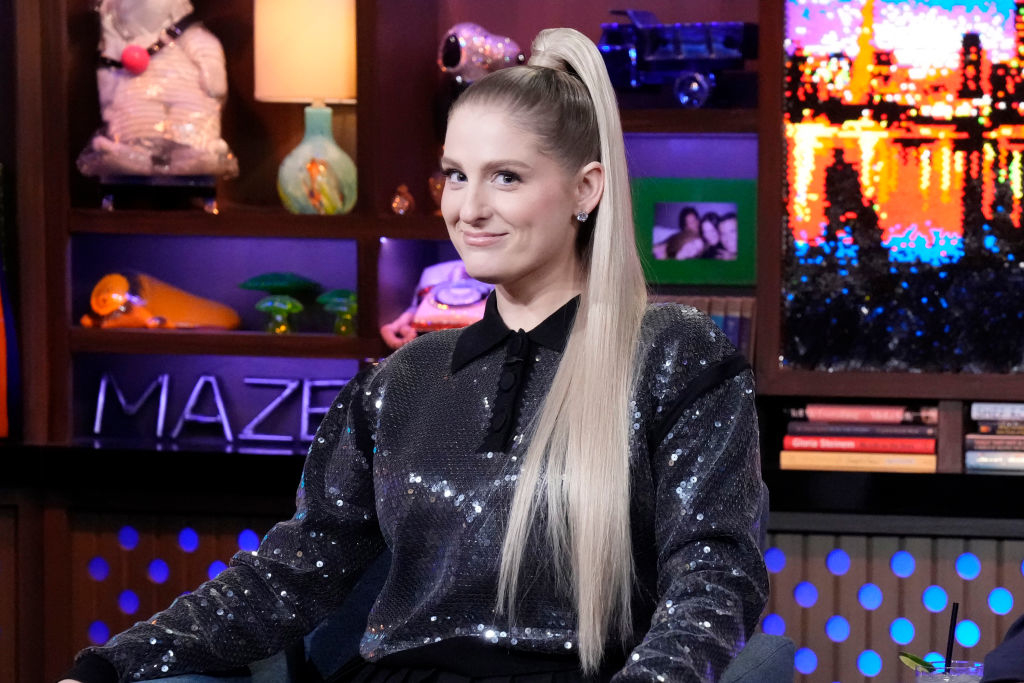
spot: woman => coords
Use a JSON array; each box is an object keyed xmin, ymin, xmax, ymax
[{"xmin": 62, "ymin": 28, "xmax": 768, "ymax": 683}]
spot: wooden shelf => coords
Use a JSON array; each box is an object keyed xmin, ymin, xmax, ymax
[
  {"xmin": 757, "ymin": 368, "xmax": 1024, "ymax": 401},
  {"xmin": 70, "ymin": 328, "xmax": 388, "ymax": 359},
  {"xmin": 69, "ymin": 206, "xmax": 449, "ymax": 241},
  {"xmin": 620, "ymin": 108, "xmax": 758, "ymax": 134}
]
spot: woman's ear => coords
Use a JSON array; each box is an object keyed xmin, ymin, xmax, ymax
[{"xmin": 576, "ymin": 161, "xmax": 605, "ymax": 215}]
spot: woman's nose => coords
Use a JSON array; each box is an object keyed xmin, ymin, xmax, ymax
[{"xmin": 458, "ymin": 183, "xmax": 490, "ymax": 225}]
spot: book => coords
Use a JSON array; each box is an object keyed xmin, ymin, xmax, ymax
[
  {"xmin": 787, "ymin": 421, "xmax": 937, "ymax": 437},
  {"xmin": 977, "ymin": 421, "xmax": 1024, "ymax": 435},
  {"xmin": 780, "ymin": 450, "xmax": 937, "ymax": 473},
  {"xmin": 964, "ymin": 434, "xmax": 1024, "ymax": 451},
  {"xmin": 722, "ymin": 297, "xmax": 742, "ymax": 348},
  {"xmin": 970, "ymin": 402, "xmax": 1024, "ymax": 421},
  {"xmin": 738, "ymin": 297, "xmax": 755, "ymax": 360},
  {"xmin": 783, "ymin": 435, "xmax": 935, "ymax": 454},
  {"xmin": 788, "ymin": 404, "xmax": 939, "ymax": 425},
  {"xmin": 708, "ymin": 297, "xmax": 726, "ymax": 333},
  {"xmin": 965, "ymin": 450, "xmax": 1024, "ymax": 471}
]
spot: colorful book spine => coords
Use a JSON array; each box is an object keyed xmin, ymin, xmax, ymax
[
  {"xmin": 780, "ymin": 450, "xmax": 937, "ymax": 473},
  {"xmin": 976, "ymin": 421, "xmax": 1024, "ymax": 436},
  {"xmin": 964, "ymin": 450, "xmax": 1024, "ymax": 471},
  {"xmin": 789, "ymin": 404, "xmax": 939, "ymax": 425},
  {"xmin": 783, "ymin": 435, "xmax": 935, "ymax": 454},
  {"xmin": 787, "ymin": 421, "xmax": 937, "ymax": 437},
  {"xmin": 964, "ymin": 434, "xmax": 1024, "ymax": 451},
  {"xmin": 970, "ymin": 402, "xmax": 1024, "ymax": 421}
]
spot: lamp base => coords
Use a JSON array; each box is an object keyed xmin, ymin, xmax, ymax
[{"xmin": 278, "ymin": 106, "xmax": 357, "ymax": 215}]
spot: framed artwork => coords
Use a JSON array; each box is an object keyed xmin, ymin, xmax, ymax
[
  {"xmin": 782, "ymin": 0, "xmax": 1024, "ymax": 373},
  {"xmin": 633, "ymin": 177, "xmax": 757, "ymax": 285}
]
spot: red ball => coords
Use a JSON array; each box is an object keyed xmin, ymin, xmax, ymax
[{"xmin": 121, "ymin": 45, "xmax": 150, "ymax": 75}]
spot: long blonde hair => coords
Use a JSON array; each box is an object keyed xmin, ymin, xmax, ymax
[{"xmin": 450, "ymin": 28, "xmax": 648, "ymax": 673}]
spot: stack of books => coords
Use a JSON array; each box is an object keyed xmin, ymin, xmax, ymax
[
  {"xmin": 649, "ymin": 294, "xmax": 756, "ymax": 361},
  {"xmin": 964, "ymin": 402, "xmax": 1024, "ymax": 472},
  {"xmin": 780, "ymin": 403, "xmax": 939, "ymax": 473}
]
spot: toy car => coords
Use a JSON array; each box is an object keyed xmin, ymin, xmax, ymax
[{"xmin": 598, "ymin": 9, "xmax": 758, "ymax": 108}]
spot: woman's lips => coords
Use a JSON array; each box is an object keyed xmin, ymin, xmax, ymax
[{"xmin": 462, "ymin": 231, "xmax": 507, "ymax": 247}]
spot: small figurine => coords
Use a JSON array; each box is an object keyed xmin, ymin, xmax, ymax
[
  {"xmin": 80, "ymin": 271, "xmax": 240, "ymax": 329},
  {"xmin": 317, "ymin": 289, "xmax": 357, "ymax": 336},
  {"xmin": 77, "ymin": 0, "xmax": 238, "ymax": 179},
  {"xmin": 255, "ymin": 295, "xmax": 303, "ymax": 334},
  {"xmin": 438, "ymin": 23, "xmax": 525, "ymax": 84}
]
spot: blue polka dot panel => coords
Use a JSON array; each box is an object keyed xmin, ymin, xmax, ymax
[
  {"xmin": 764, "ymin": 533, "xmax": 1024, "ymax": 681},
  {"xmin": 68, "ymin": 512, "xmax": 280, "ymax": 653}
]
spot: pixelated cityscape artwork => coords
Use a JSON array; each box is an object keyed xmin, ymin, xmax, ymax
[{"xmin": 783, "ymin": 0, "xmax": 1024, "ymax": 372}]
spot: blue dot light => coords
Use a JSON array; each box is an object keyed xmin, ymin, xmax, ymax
[
  {"xmin": 118, "ymin": 526, "xmax": 139, "ymax": 550},
  {"xmin": 826, "ymin": 615, "xmax": 850, "ymax": 642},
  {"xmin": 956, "ymin": 620, "xmax": 981, "ymax": 648},
  {"xmin": 762, "ymin": 613, "xmax": 786, "ymax": 636},
  {"xmin": 956, "ymin": 553, "xmax": 982, "ymax": 580},
  {"xmin": 178, "ymin": 527, "xmax": 199, "ymax": 553},
  {"xmin": 827, "ymin": 549, "xmax": 851, "ymax": 576},
  {"xmin": 87, "ymin": 557, "xmax": 109, "ymax": 582},
  {"xmin": 118, "ymin": 589, "xmax": 139, "ymax": 615},
  {"xmin": 924, "ymin": 652, "xmax": 945, "ymax": 665},
  {"xmin": 858, "ymin": 583, "xmax": 884, "ymax": 610},
  {"xmin": 208, "ymin": 560, "xmax": 228, "ymax": 580},
  {"xmin": 795, "ymin": 648, "xmax": 818, "ymax": 674},
  {"xmin": 238, "ymin": 529, "xmax": 260, "ymax": 552},
  {"xmin": 923, "ymin": 585, "xmax": 948, "ymax": 613},
  {"xmin": 858, "ymin": 650, "xmax": 883, "ymax": 677},
  {"xmin": 890, "ymin": 617, "xmax": 915, "ymax": 645},
  {"xmin": 764, "ymin": 547, "xmax": 786, "ymax": 574},
  {"xmin": 148, "ymin": 558, "xmax": 170, "ymax": 584},
  {"xmin": 794, "ymin": 581, "xmax": 819, "ymax": 608},
  {"xmin": 989, "ymin": 587, "xmax": 1014, "ymax": 615},
  {"xmin": 890, "ymin": 551, "xmax": 916, "ymax": 578},
  {"xmin": 88, "ymin": 621, "xmax": 110, "ymax": 645}
]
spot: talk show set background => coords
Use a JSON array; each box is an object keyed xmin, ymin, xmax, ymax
[{"xmin": 4, "ymin": 0, "xmax": 1024, "ymax": 681}]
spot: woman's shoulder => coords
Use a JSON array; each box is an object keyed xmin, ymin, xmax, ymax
[
  {"xmin": 374, "ymin": 328, "xmax": 464, "ymax": 378},
  {"xmin": 638, "ymin": 302, "xmax": 739, "ymax": 373}
]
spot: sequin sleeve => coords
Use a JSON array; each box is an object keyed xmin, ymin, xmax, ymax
[
  {"xmin": 72, "ymin": 365, "xmax": 388, "ymax": 683},
  {"xmin": 614, "ymin": 322, "xmax": 769, "ymax": 682}
]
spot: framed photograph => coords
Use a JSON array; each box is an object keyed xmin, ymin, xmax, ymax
[{"xmin": 633, "ymin": 177, "xmax": 757, "ymax": 285}]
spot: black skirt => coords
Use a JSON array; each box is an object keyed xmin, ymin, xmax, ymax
[{"xmin": 327, "ymin": 638, "xmax": 625, "ymax": 683}]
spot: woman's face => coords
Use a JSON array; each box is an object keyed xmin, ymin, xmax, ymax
[
  {"xmin": 700, "ymin": 218, "xmax": 720, "ymax": 245},
  {"xmin": 441, "ymin": 104, "xmax": 587, "ymax": 297}
]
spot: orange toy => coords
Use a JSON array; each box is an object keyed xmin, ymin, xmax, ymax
[{"xmin": 80, "ymin": 272, "xmax": 241, "ymax": 329}]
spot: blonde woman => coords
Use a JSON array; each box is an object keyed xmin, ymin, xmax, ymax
[{"xmin": 63, "ymin": 28, "xmax": 768, "ymax": 683}]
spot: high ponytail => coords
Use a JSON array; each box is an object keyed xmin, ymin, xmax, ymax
[{"xmin": 451, "ymin": 28, "xmax": 648, "ymax": 673}]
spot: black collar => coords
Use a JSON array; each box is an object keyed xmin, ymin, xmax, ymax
[{"xmin": 451, "ymin": 292, "xmax": 580, "ymax": 372}]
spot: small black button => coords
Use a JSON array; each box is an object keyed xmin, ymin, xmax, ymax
[{"xmin": 499, "ymin": 371, "xmax": 517, "ymax": 391}]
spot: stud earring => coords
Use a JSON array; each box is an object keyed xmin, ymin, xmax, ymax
[{"xmin": 575, "ymin": 211, "xmax": 589, "ymax": 222}]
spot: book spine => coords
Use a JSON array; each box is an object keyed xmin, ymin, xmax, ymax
[
  {"xmin": 970, "ymin": 402, "xmax": 1024, "ymax": 421},
  {"xmin": 722, "ymin": 298, "xmax": 742, "ymax": 348},
  {"xmin": 964, "ymin": 450, "xmax": 1024, "ymax": 470},
  {"xmin": 779, "ymin": 450, "xmax": 937, "ymax": 473},
  {"xmin": 787, "ymin": 421, "xmax": 938, "ymax": 437},
  {"xmin": 976, "ymin": 421, "xmax": 1024, "ymax": 435},
  {"xmin": 783, "ymin": 435, "xmax": 935, "ymax": 454},
  {"xmin": 801, "ymin": 404, "xmax": 939, "ymax": 424},
  {"xmin": 738, "ymin": 297, "xmax": 755, "ymax": 360},
  {"xmin": 964, "ymin": 434, "xmax": 1024, "ymax": 451}
]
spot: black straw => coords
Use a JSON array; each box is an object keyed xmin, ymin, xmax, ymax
[{"xmin": 945, "ymin": 601, "xmax": 959, "ymax": 671}]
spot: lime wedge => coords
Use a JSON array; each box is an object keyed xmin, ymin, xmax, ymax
[{"xmin": 898, "ymin": 652, "xmax": 935, "ymax": 672}]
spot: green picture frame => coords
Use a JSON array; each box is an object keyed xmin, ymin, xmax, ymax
[{"xmin": 632, "ymin": 177, "xmax": 757, "ymax": 285}]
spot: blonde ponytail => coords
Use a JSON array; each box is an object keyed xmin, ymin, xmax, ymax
[{"xmin": 451, "ymin": 28, "xmax": 648, "ymax": 673}]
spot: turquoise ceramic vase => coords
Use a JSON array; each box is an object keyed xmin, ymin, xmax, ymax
[{"xmin": 277, "ymin": 106, "xmax": 357, "ymax": 214}]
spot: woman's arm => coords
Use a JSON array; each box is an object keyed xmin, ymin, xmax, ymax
[
  {"xmin": 65, "ymin": 366, "xmax": 388, "ymax": 683},
  {"xmin": 614, "ymin": 364, "xmax": 769, "ymax": 682}
]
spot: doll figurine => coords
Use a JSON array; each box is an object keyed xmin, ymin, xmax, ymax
[{"xmin": 77, "ymin": 0, "xmax": 238, "ymax": 179}]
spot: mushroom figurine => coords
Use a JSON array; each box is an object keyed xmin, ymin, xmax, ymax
[
  {"xmin": 317, "ymin": 288, "xmax": 357, "ymax": 336},
  {"xmin": 255, "ymin": 295, "xmax": 303, "ymax": 334}
]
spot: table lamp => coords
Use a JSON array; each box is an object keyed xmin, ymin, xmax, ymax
[{"xmin": 254, "ymin": 0, "xmax": 357, "ymax": 214}]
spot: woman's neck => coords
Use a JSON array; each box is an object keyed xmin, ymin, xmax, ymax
[{"xmin": 494, "ymin": 284, "xmax": 582, "ymax": 332}]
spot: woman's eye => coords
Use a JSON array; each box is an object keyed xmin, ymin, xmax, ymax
[
  {"xmin": 494, "ymin": 172, "xmax": 519, "ymax": 185},
  {"xmin": 443, "ymin": 169, "xmax": 466, "ymax": 183}
]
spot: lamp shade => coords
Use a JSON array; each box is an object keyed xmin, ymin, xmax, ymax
[{"xmin": 254, "ymin": 0, "xmax": 357, "ymax": 104}]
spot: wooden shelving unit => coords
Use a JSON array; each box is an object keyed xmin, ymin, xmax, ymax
[{"xmin": 620, "ymin": 107, "xmax": 758, "ymax": 134}]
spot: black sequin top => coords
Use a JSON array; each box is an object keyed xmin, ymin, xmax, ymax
[{"xmin": 70, "ymin": 295, "xmax": 769, "ymax": 683}]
